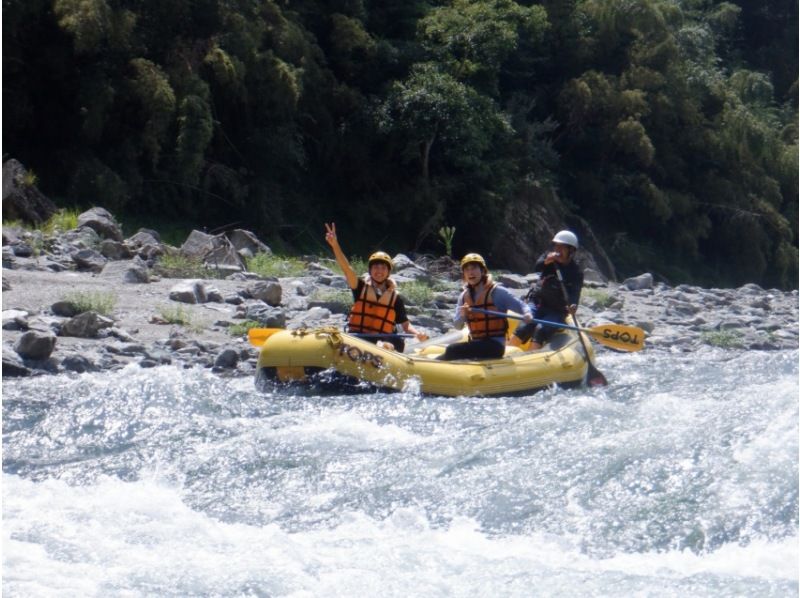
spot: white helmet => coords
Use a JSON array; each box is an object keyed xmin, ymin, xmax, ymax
[{"xmin": 552, "ymin": 230, "xmax": 578, "ymax": 249}]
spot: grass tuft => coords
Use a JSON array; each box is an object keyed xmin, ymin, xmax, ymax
[
  {"xmin": 62, "ymin": 291, "xmax": 117, "ymax": 316},
  {"xmin": 158, "ymin": 304, "xmax": 204, "ymax": 331},
  {"xmin": 701, "ymin": 329, "xmax": 743, "ymax": 348},
  {"xmin": 228, "ymin": 319, "xmax": 264, "ymax": 337},
  {"xmin": 246, "ymin": 253, "xmax": 307, "ymax": 277}
]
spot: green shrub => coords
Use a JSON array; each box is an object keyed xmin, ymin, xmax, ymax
[
  {"xmin": 247, "ymin": 253, "xmax": 306, "ymax": 277},
  {"xmin": 327, "ymin": 255, "xmax": 367, "ymax": 276},
  {"xmin": 42, "ymin": 208, "xmax": 80, "ymax": 235},
  {"xmin": 310, "ymin": 288, "xmax": 352, "ymax": 311},
  {"xmin": 158, "ymin": 303, "xmax": 203, "ymax": 331},
  {"xmin": 701, "ymin": 329, "xmax": 743, "ymax": 348},
  {"xmin": 228, "ymin": 319, "xmax": 263, "ymax": 337},
  {"xmin": 154, "ymin": 253, "xmax": 222, "ymax": 279},
  {"xmin": 399, "ymin": 280, "xmax": 437, "ymax": 306},
  {"xmin": 583, "ymin": 288, "xmax": 616, "ymax": 308},
  {"xmin": 62, "ymin": 291, "xmax": 117, "ymax": 316}
]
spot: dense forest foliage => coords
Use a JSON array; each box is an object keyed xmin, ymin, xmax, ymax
[{"xmin": 3, "ymin": 0, "xmax": 798, "ymax": 288}]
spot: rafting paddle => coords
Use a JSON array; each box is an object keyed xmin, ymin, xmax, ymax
[
  {"xmin": 247, "ymin": 327, "xmax": 282, "ymax": 347},
  {"xmin": 247, "ymin": 328, "xmax": 415, "ymax": 348},
  {"xmin": 555, "ymin": 268, "xmax": 608, "ymax": 386},
  {"xmin": 469, "ymin": 308, "xmax": 644, "ymax": 353}
]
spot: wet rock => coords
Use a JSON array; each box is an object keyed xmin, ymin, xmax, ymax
[
  {"xmin": 3, "ymin": 309, "xmax": 29, "ymax": 330},
  {"xmin": 61, "ymin": 354, "xmax": 99, "ymax": 373},
  {"xmin": 213, "ymin": 348, "xmax": 239, "ymax": 369},
  {"xmin": 3, "ymin": 349, "xmax": 31, "ymax": 376},
  {"xmin": 14, "ymin": 330, "xmax": 57, "ymax": 360}
]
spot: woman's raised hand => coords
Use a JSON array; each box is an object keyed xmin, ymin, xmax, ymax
[{"xmin": 324, "ymin": 222, "xmax": 338, "ymax": 247}]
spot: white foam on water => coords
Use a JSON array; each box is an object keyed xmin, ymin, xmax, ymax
[{"xmin": 4, "ymin": 474, "xmax": 796, "ymax": 596}]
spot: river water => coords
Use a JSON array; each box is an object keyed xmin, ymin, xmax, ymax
[{"xmin": 3, "ymin": 347, "xmax": 798, "ymax": 596}]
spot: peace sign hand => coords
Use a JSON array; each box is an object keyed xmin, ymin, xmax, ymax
[{"xmin": 324, "ymin": 222, "xmax": 338, "ymax": 248}]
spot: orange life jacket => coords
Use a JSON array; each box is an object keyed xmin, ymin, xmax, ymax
[
  {"xmin": 348, "ymin": 277, "xmax": 398, "ymax": 335},
  {"xmin": 463, "ymin": 281, "xmax": 507, "ymax": 339}
]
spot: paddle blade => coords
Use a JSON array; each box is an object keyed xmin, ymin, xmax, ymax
[
  {"xmin": 247, "ymin": 328, "xmax": 283, "ymax": 347},
  {"xmin": 586, "ymin": 363, "xmax": 608, "ymax": 387},
  {"xmin": 587, "ymin": 323, "xmax": 645, "ymax": 352}
]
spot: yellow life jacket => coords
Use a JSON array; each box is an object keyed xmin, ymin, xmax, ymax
[
  {"xmin": 463, "ymin": 281, "xmax": 507, "ymax": 339},
  {"xmin": 348, "ymin": 277, "xmax": 398, "ymax": 335}
]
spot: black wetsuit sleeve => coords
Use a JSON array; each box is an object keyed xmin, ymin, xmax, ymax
[
  {"xmin": 351, "ymin": 278, "xmax": 364, "ymax": 301},
  {"xmin": 394, "ymin": 294, "xmax": 409, "ymax": 324}
]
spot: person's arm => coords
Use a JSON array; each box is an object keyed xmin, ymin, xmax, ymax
[
  {"xmin": 400, "ymin": 320, "xmax": 429, "ymax": 341},
  {"xmin": 452, "ymin": 293, "xmax": 467, "ymax": 330},
  {"xmin": 324, "ymin": 222, "xmax": 359, "ymax": 289},
  {"xmin": 560, "ymin": 264, "xmax": 583, "ymax": 314},
  {"xmin": 493, "ymin": 286, "xmax": 533, "ymax": 322},
  {"xmin": 395, "ymin": 296, "xmax": 429, "ymax": 341}
]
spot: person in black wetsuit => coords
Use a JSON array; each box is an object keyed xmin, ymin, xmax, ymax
[{"xmin": 508, "ymin": 230, "xmax": 584, "ymax": 351}]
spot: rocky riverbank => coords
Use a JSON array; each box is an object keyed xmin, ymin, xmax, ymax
[{"xmin": 3, "ymin": 208, "xmax": 798, "ymax": 380}]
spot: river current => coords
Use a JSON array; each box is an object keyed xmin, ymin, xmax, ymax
[{"xmin": 3, "ymin": 347, "xmax": 798, "ymax": 596}]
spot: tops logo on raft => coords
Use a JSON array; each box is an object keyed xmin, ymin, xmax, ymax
[{"xmin": 337, "ymin": 342, "xmax": 384, "ymax": 369}]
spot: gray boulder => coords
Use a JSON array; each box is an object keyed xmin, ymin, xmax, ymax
[
  {"xmin": 213, "ymin": 348, "xmax": 239, "ymax": 369},
  {"xmin": 100, "ymin": 239, "xmax": 133, "ymax": 260},
  {"xmin": 622, "ymin": 273, "xmax": 654, "ymax": 291},
  {"xmin": 14, "ymin": 330, "xmax": 57, "ymax": 360},
  {"xmin": 245, "ymin": 280, "xmax": 282, "ymax": 306},
  {"xmin": 227, "ymin": 229, "xmax": 271, "ymax": 256},
  {"xmin": 1, "ymin": 159, "xmax": 57, "ymax": 225},
  {"xmin": 77, "ymin": 207, "xmax": 124, "ymax": 241},
  {"xmin": 72, "ymin": 248, "xmax": 108, "ymax": 272},
  {"xmin": 3, "ymin": 309, "xmax": 29, "ymax": 330},
  {"xmin": 169, "ymin": 280, "xmax": 207, "ymax": 304},
  {"xmin": 60, "ymin": 311, "xmax": 115, "ymax": 338},
  {"xmin": 100, "ymin": 257, "xmax": 150, "ymax": 283}
]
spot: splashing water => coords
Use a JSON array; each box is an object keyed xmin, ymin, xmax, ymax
[{"xmin": 3, "ymin": 349, "xmax": 797, "ymax": 596}]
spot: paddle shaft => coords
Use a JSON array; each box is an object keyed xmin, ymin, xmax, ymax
[
  {"xmin": 353, "ymin": 332, "xmax": 415, "ymax": 338},
  {"xmin": 470, "ymin": 307, "xmax": 589, "ymax": 334},
  {"xmin": 555, "ymin": 267, "xmax": 608, "ymax": 386}
]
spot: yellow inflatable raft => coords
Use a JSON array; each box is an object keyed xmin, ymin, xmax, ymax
[{"xmin": 253, "ymin": 326, "xmax": 595, "ymax": 397}]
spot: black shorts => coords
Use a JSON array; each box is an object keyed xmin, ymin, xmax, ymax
[
  {"xmin": 437, "ymin": 337, "xmax": 505, "ymax": 361},
  {"xmin": 513, "ymin": 322, "xmax": 557, "ymax": 345}
]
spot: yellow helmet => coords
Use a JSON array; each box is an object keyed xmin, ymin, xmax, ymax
[
  {"xmin": 368, "ymin": 251, "xmax": 393, "ymax": 271},
  {"xmin": 460, "ymin": 253, "xmax": 487, "ymax": 270}
]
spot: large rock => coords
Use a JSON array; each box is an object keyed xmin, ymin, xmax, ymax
[
  {"xmin": 14, "ymin": 330, "xmax": 57, "ymax": 360},
  {"xmin": 169, "ymin": 280, "xmax": 207, "ymax": 304},
  {"xmin": 77, "ymin": 207, "xmax": 124, "ymax": 241},
  {"xmin": 245, "ymin": 280, "xmax": 282, "ymax": 306},
  {"xmin": 1, "ymin": 159, "xmax": 57, "ymax": 225},
  {"xmin": 181, "ymin": 229, "xmax": 244, "ymax": 271},
  {"xmin": 100, "ymin": 257, "xmax": 150, "ymax": 283},
  {"xmin": 72, "ymin": 248, "xmax": 107, "ymax": 272},
  {"xmin": 622, "ymin": 273, "xmax": 654, "ymax": 291},
  {"xmin": 227, "ymin": 229, "xmax": 271, "ymax": 257},
  {"xmin": 60, "ymin": 311, "xmax": 115, "ymax": 338},
  {"xmin": 180, "ymin": 230, "xmax": 217, "ymax": 259}
]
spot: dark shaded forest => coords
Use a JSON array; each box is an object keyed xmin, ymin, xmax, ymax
[{"xmin": 3, "ymin": 0, "xmax": 798, "ymax": 288}]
